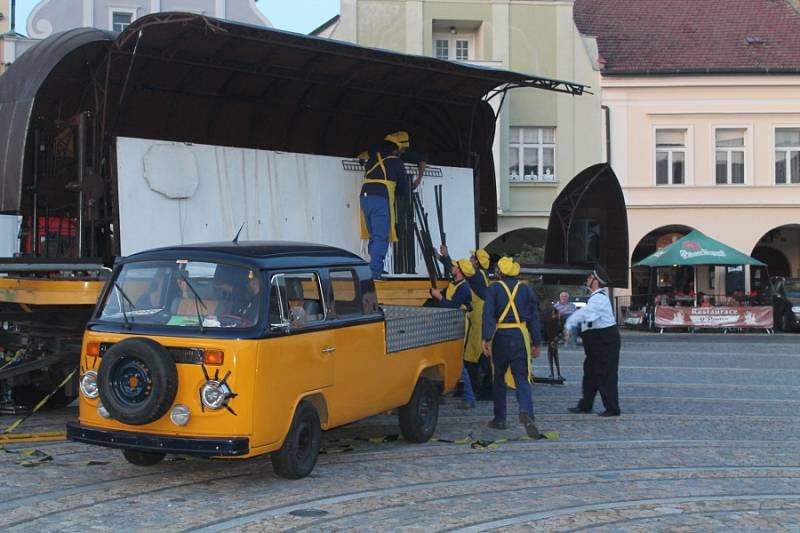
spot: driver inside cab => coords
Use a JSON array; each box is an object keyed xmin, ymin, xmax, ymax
[{"xmin": 215, "ymin": 268, "xmax": 262, "ymax": 326}]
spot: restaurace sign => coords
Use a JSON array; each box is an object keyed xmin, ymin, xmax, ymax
[{"xmin": 655, "ymin": 306, "xmax": 773, "ymax": 329}]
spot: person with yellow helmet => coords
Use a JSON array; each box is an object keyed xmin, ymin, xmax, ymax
[
  {"xmin": 482, "ymin": 257, "xmax": 542, "ymax": 437},
  {"xmin": 439, "ymin": 244, "xmax": 492, "ymax": 400},
  {"xmin": 358, "ymin": 131, "xmax": 426, "ymax": 279},
  {"xmin": 430, "ymin": 258, "xmax": 477, "ymax": 409}
]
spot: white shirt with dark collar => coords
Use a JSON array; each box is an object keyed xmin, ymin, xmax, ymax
[{"xmin": 564, "ymin": 288, "xmax": 616, "ymax": 332}]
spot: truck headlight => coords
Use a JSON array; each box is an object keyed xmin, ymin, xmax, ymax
[
  {"xmin": 792, "ymin": 306, "xmax": 800, "ymax": 313},
  {"xmin": 80, "ymin": 370, "xmax": 99, "ymax": 399},
  {"xmin": 170, "ymin": 404, "xmax": 191, "ymax": 426},
  {"xmin": 97, "ymin": 401, "xmax": 111, "ymax": 419},
  {"xmin": 200, "ymin": 381, "xmax": 230, "ymax": 410}
]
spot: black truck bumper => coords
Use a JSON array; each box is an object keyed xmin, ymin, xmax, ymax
[{"xmin": 66, "ymin": 421, "xmax": 250, "ymax": 457}]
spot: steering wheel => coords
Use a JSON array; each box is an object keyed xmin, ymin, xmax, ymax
[{"xmin": 220, "ymin": 314, "xmax": 254, "ymax": 328}]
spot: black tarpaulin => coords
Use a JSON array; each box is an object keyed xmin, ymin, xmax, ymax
[{"xmin": 544, "ymin": 163, "xmax": 629, "ymax": 287}]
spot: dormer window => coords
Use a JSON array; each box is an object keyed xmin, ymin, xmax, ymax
[{"xmin": 111, "ymin": 9, "xmax": 136, "ymax": 32}]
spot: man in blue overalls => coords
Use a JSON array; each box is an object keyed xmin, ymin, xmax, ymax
[
  {"xmin": 564, "ymin": 264, "xmax": 621, "ymax": 417},
  {"xmin": 439, "ymin": 245, "xmax": 492, "ymax": 401},
  {"xmin": 431, "ymin": 258, "xmax": 476, "ymax": 409},
  {"xmin": 482, "ymin": 257, "xmax": 542, "ymax": 437},
  {"xmin": 359, "ymin": 132, "xmax": 423, "ymax": 279}
]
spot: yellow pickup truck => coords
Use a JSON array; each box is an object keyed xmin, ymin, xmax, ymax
[{"xmin": 66, "ymin": 242, "xmax": 464, "ymax": 478}]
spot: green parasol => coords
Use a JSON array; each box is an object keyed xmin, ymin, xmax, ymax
[{"xmin": 634, "ymin": 230, "xmax": 766, "ymax": 267}]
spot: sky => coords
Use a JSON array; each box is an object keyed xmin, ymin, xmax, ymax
[{"xmin": 11, "ymin": 0, "xmax": 340, "ymax": 36}]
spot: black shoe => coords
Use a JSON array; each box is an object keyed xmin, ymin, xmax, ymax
[
  {"xmin": 487, "ymin": 419, "xmax": 508, "ymax": 430},
  {"xmin": 568, "ymin": 406, "xmax": 592, "ymax": 414},
  {"xmin": 519, "ymin": 413, "xmax": 540, "ymax": 439},
  {"xmin": 598, "ymin": 410, "xmax": 621, "ymax": 417}
]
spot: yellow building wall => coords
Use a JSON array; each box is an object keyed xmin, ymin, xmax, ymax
[{"xmin": 329, "ymin": 0, "xmax": 604, "ymax": 249}]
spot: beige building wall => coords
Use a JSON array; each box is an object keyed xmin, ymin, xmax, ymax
[
  {"xmin": 604, "ymin": 74, "xmax": 800, "ymax": 293},
  {"xmin": 0, "ymin": 0, "xmax": 10, "ymax": 75},
  {"xmin": 326, "ymin": 0, "xmax": 604, "ymax": 250},
  {"xmin": 0, "ymin": 0, "xmax": 9, "ymax": 34}
]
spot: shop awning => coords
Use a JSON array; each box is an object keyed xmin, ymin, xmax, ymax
[{"xmin": 634, "ymin": 230, "xmax": 766, "ymax": 267}]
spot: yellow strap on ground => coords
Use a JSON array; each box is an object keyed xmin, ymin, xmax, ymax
[
  {"xmin": 1, "ymin": 367, "xmax": 77, "ymax": 438},
  {"xmin": 0, "ymin": 431, "xmax": 67, "ymax": 444}
]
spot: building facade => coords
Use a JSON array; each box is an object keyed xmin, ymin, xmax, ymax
[
  {"xmin": 1, "ymin": 0, "xmax": 270, "ymax": 69},
  {"xmin": 575, "ymin": 0, "xmax": 800, "ymax": 299},
  {"xmin": 316, "ymin": 0, "xmax": 604, "ymax": 259},
  {"xmin": 25, "ymin": 0, "xmax": 270, "ymax": 39}
]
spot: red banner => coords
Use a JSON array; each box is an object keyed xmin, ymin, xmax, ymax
[{"xmin": 655, "ymin": 306, "xmax": 773, "ymax": 329}]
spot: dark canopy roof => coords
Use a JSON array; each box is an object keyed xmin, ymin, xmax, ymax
[
  {"xmin": 0, "ymin": 12, "xmax": 586, "ymax": 232},
  {"xmin": 544, "ymin": 164, "xmax": 629, "ymax": 287}
]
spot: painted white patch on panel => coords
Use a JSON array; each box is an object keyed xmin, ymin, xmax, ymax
[{"xmin": 143, "ymin": 144, "xmax": 200, "ymax": 199}]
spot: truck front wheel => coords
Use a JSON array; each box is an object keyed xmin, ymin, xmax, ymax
[
  {"xmin": 399, "ymin": 377, "xmax": 439, "ymax": 443},
  {"xmin": 271, "ymin": 401, "xmax": 321, "ymax": 479}
]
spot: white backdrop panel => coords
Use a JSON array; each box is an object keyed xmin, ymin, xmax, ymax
[{"xmin": 116, "ymin": 137, "xmax": 476, "ymax": 276}]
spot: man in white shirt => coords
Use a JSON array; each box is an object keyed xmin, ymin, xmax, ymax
[{"xmin": 564, "ymin": 265, "xmax": 621, "ymax": 417}]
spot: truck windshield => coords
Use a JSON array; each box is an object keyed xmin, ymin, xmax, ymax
[{"xmin": 97, "ymin": 260, "xmax": 262, "ymax": 329}]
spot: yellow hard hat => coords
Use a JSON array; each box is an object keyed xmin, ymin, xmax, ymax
[
  {"xmin": 456, "ymin": 258, "xmax": 476, "ymax": 277},
  {"xmin": 510, "ymin": 261, "xmax": 521, "ymax": 277},
  {"xmin": 384, "ymin": 131, "xmax": 410, "ymax": 150},
  {"xmin": 471, "ymin": 248, "xmax": 490, "ymax": 270},
  {"xmin": 497, "ymin": 256, "xmax": 515, "ymax": 276}
]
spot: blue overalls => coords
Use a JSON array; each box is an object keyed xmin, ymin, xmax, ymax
[
  {"xmin": 438, "ymin": 279, "xmax": 476, "ymax": 406},
  {"xmin": 359, "ymin": 149, "xmax": 408, "ymax": 279},
  {"xmin": 482, "ymin": 277, "xmax": 542, "ymax": 423}
]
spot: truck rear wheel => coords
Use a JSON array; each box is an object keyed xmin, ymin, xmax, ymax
[
  {"xmin": 122, "ymin": 449, "xmax": 166, "ymax": 466},
  {"xmin": 399, "ymin": 377, "xmax": 439, "ymax": 443},
  {"xmin": 271, "ymin": 401, "xmax": 321, "ymax": 479}
]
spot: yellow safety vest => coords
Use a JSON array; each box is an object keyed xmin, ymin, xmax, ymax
[
  {"xmin": 359, "ymin": 153, "xmax": 399, "ymax": 243},
  {"xmin": 492, "ymin": 280, "xmax": 533, "ymax": 389},
  {"xmin": 464, "ymin": 279, "xmax": 484, "ymax": 364},
  {"xmin": 445, "ymin": 280, "xmax": 474, "ymax": 363}
]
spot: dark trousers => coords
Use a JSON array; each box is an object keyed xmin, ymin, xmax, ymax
[
  {"xmin": 360, "ymin": 194, "xmax": 390, "ymax": 279},
  {"xmin": 578, "ymin": 326, "xmax": 621, "ymax": 413},
  {"xmin": 465, "ymin": 357, "xmax": 493, "ymax": 400},
  {"xmin": 491, "ymin": 332, "xmax": 534, "ymax": 422}
]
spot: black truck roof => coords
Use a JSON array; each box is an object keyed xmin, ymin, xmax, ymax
[{"xmin": 120, "ymin": 241, "xmax": 367, "ymax": 270}]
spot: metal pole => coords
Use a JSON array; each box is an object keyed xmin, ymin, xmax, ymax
[
  {"xmin": 77, "ymin": 112, "xmax": 86, "ymax": 257},
  {"xmin": 32, "ymin": 128, "xmax": 39, "ymax": 255}
]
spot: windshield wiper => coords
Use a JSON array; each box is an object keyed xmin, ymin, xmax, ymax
[
  {"xmin": 114, "ymin": 282, "xmax": 137, "ymax": 329},
  {"xmin": 178, "ymin": 270, "xmax": 207, "ymax": 333}
]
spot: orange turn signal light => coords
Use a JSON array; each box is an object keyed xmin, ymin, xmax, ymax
[
  {"xmin": 204, "ymin": 349, "xmax": 224, "ymax": 365},
  {"xmin": 86, "ymin": 342, "xmax": 100, "ymax": 357}
]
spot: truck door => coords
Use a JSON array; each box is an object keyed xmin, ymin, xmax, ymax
[
  {"xmin": 325, "ymin": 268, "xmax": 389, "ymax": 425},
  {"xmin": 266, "ymin": 272, "xmax": 334, "ymax": 391}
]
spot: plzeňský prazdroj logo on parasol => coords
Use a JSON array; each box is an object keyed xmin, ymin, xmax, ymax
[{"xmin": 679, "ymin": 240, "xmax": 726, "ymax": 260}]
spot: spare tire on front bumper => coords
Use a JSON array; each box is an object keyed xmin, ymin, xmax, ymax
[{"xmin": 97, "ymin": 338, "xmax": 178, "ymax": 425}]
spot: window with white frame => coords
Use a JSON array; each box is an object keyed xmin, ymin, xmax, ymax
[
  {"xmin": 655, "ymin": 128, "xmax": 687, "ymax": 185},
  {"xmin": 715, "ymin": 128, "xmax": 746, "ymax": 184},
  {"xmin": 111, "ymin": 10, "xmax": 135, "ymax": 32},
  {"xmin": 508, "ymin": 127, "xmax": 556, "ymax": 182},
  {"xmin": 775, "ymin": 127, "xmax": 800, "ymax": 184},
  {"xmin": 433, "ymin": 33, "xmax": 473, "ymax": 61}
]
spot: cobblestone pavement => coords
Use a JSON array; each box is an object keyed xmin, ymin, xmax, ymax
[{"xmin": 2, "ymin": 331, "xmax": 799, "ymax": 532}]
